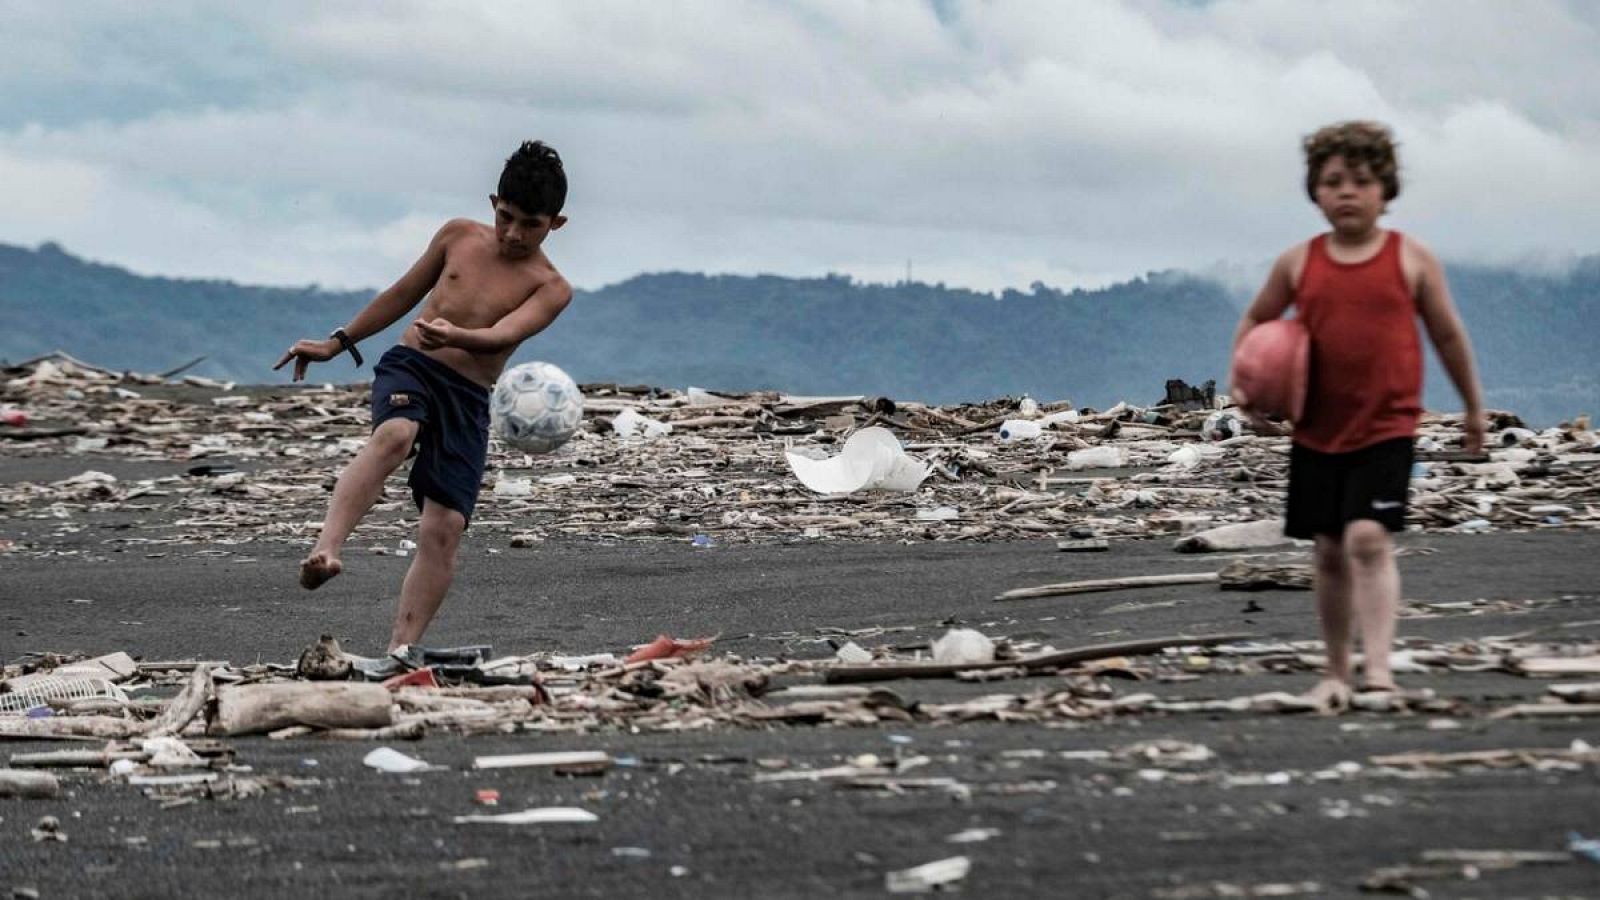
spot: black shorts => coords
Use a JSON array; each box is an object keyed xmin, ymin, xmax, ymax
[
  {"xmin": 1285, "ymin": 437, "xmax": 1414, "ymax": 540},
  {"xmin": 370, "ymin": 346, "xmax": 491, "ymax": 525}
]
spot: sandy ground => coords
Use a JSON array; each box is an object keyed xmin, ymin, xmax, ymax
[{"xmin": 3, "ymin": 454, "xmax": 1600, "ymax": 898}]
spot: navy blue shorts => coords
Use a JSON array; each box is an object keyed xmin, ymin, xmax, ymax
[
  {"xmin": 370, "ymin": 346, "xmax": 491, "ymax": 525},
  {"xmin": 1285, "ymin": 437, "xmax": 1414, "ymax": 540}
]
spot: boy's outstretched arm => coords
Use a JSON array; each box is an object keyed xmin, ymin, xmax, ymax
[
  {"xmin": 413, "ymin": 276, "xmax": 573, "ymax": 354},
  {"xmin": 274, "ymin": 221, "xmax": 460, "ymax": 381},
  {"xmin": 1413, "ymin": 243, "xmax": 1486, "ymax": 453},
  {"xmin": 1228, "ymin": 250, "xmax": 1296, "ymax": 430}
]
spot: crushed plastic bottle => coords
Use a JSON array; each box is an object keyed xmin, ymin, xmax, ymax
[{"xmin": 997, "ymin": 420, "xmax": 1042, "ymax": 441}]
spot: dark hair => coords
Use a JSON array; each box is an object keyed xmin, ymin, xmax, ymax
[
  {"xmin": 498, "ymin": 140, "xmax": 567, "ymax": 216},
  {"xmin": 1302, "ymin": 121, "xmax": 1400, "ymax": 202}
]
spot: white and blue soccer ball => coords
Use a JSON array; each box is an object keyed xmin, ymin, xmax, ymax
[{"xmin": 490, "ymin": 361, "xmax": 584, "ymax": 453}]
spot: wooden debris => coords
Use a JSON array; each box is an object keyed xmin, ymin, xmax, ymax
[
  {"xmin": 0, "ymin": 769, "xmax": 61, "ymax": 798},
  {"xmin": 144, "ymin": 665, "xmax": 212, "ymax": 737},
  {"xmin": 1055, "ymin": 539, "xmax": 1109, "ymax": 552},
  {"xmin": 1173, "ymin": 518, "xmax": 1289, "ymax": 553},
  {"xmin": 210, "ymin": 683, "xmax": 393, "ymax": 736},
  {"xmin": 1489, "ymin": 702, "xmax": 1600, "ymax": 719},
  {"xmin": 996, "ymin": 572, "xmax": 1219, "ymax": 601},
  {"xmin": 1549, "ymin": 682, "xmax": 1600, "ymax": 702},
  {"xmin": 0, "ymin": 715, "xmax": 143, "ymax": 741},
  {"xmin": 1217, "ymin": 560, "xmax": 1313, "ymax": 591},
  {"xmin": 825, "ymin": 633, "xmax": 1254, "ymax": 684},
  {"xmin": 1516, "ymin": 656, "xmax": 1600, "ymax": 676}
]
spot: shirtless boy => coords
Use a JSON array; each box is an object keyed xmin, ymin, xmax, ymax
[
  {"xmin": 275, "ymin": 141, "xmax": 573, "ymax": 650},
  {"xmin": 1231, "ymin": 121, "xmax": 1485, "ymax": 711}
]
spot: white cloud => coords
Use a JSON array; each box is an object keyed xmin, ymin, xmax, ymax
[{"xmin": 0, "ymin": 0, "xmax": 1595, "ymax": 293}]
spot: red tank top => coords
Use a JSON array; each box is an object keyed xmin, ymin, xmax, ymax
[{"xmin": 1291, "ymin": 230, "xmax": 1423, "ymax": 453}]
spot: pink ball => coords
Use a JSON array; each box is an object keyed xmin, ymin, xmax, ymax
[{"xmin": 1231, "ymin": 319, "xmax": 1309, "ymax": 422}]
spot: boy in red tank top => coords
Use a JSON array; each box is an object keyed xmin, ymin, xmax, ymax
[{"xmin": 1231, "ymin": 122, "xmax": 1486, "ymax": 711}]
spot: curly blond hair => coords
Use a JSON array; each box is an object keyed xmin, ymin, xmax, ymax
[{"xmin": 1303, "ymin": 121, "xmax": 1400, "ymax": 203}]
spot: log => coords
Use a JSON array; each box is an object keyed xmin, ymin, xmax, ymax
[
  {"xmin": 0, "ymin": 769, "xmax": 61, "ymax": 798},
  {"xmin": 824, "ymin": 632, "xmax": 1256, "ymax": 684},
  {"xmin": 315, "ymin": 721, "xmax": 428, "ymax": 741},
  {"xmin": 144, "ymin": 665, "xmax": 212, "ymax": 737},
  {"xmin": 996, "ymin": 572, "xmax": 1219, "ymax": 601},
  {"xmin": 1055, "ymin": 539, "xmax": 1110, "ymax": 553},
  {"xmin": 1217, "ymin": 560, "xmax": 1313, "ymax": 591},
  {"xmin": 1489, "ymin": 703, "xmax": 1600, "ymax": 719},
  {"xmin": 1549, "ymin": 682, "xmax": 1600, "ymax": 703},
  {"xmin": 210, "ymin": 683, "xmax": 392, "ymax": 736},
  {"xmin": 1516, "ymin": 656, "xmax": 1600, "ymax": 677},
  {"xmin": 0, "ymin": 715, "xmax": 142, "ymax": 741},
  {"xmin": 9, "ymin": 749, "xmax": 112, "ymax": 768},
  {"xmin": 1174, "ymin": 519, "xmax": 1289, "ymax": 553}
]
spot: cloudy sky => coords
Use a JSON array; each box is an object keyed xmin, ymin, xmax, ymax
[{"xmin": 2, "ymin": 1, "xmax": 1597, "ymax": 293}]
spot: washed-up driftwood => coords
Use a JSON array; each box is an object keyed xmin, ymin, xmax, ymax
[
  {"xmin": 1515, "ymin": 656, "xmax": 1600, "ymax": 677},
  {"xmin": 0, "ymin": 715, "xmax": 142, "ymax": 741},
  {"xmin": 1489, "ymin": 702, "xmax": 1600, "ymax": 719},
  {"xmin": 211, "ymin": 683, "xmax": 392, "ymax": 736},
  {"xmin": 824, "ymin": 633, "xmax": 1254, "ymax": 684},
  {"xmin": 1217, "ymin": 560, "xmax": 1313, "ymax": 591},
  {"xmin": 1549, "ymin": 682, "xmax": 1600, "ymax": 703},
  {"xmin": 144, "ymin": 665, "xmax": 212, "ymax": 737},
  {"xmin": 1173, "ymin": 519, "xmax": 1290, "ymax": 553},
  {"xmin": 0, "ymin": 769, "xmax": 61, "ymax": 798},
  {"xmin": 1369, "ymin": 747, "xmax": 1600, "ymax": 769},
  {"xmin": 996, "ymin": 572, "xmax": 1219, "ymax": 601}
]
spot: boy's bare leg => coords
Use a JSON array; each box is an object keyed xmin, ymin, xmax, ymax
[
  {"xmin": 1307, "ymin": 534, "xmax": 1354, "ymax": 711},
  {"xmin": 387, "ymin": 499, "xmax": 466, "ymax": 650},
  {"xmin": 301, "ymin": 418, "xmax": 419, "ymax": 589},
  {"xmin": 1343, "ymin": 520, "xmax": 1401, "ymax": 691}
]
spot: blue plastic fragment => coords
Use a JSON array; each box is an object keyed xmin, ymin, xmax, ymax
[{"xmin": 1569, "ymin": 831, "xmax": 1600, "ymax": 864}]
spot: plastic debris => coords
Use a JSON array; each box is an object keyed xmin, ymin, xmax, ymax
[
  {"xmin": 885, "ymin": 855, "xmax": 971, "ymax": 893},
  {"xmin": 786, "ymin": 427, "xmax": 931, "ymax": 494},
  {"xmin": 362, "ymin": 747, "xmax": 439, "ymax": 774},
  {"xmin": 930, "ymin": 629, "xmax": 996, "ymax": 666},
  {"xmin": 624, "ymin": 634, "xmax": 716, "ymax": 664},
  {"xmin": 612, "ymin": 407, "xmax": 672, "ymax": 439},
  {"xmin": 452, "ymin": 807, "xmax": 598, "ymax": 825}
]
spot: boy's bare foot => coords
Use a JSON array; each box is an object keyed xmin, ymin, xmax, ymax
[
  {"xmin": 299, "ymin": 552, "xmax": 343, "ymax": 589},
  {"xmin": 1303, "ymin": 677, "xmax": 1352, "ymax": 714}
]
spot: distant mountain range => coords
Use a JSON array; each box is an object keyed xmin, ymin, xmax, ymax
[{"xmin": 2, "ymin": 241, "xmax": 1596, "ymax": 425}]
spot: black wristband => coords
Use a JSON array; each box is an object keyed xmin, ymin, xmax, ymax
[{"xmin": 330, "ymin": 328, "xmax": 364, "ymax": 367}]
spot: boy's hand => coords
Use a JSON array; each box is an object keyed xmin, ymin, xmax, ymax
[
  {"xmin": 274, "ymin": 338, "xmax": 340, "ymax": 382},
  {"xmin": 414, "ymin": 317, "xmax": 456, "ymax": 350},
  {"xmin": 1231, "ymin": 385, "xmax": 1290, "ymax": 437},
  {"xmin": 1463, "ymin": 409, "xmax": 1487, "ymax": 454}
]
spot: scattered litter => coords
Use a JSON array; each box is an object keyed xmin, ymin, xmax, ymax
[
  {"xmin": 451, "ymin": 807, "xmax": 598, "ymax": 825},
  {"xmin": 834, "ymin": 642, "xmax": 874, "ymax": 664},
  {"xmin": 885, "ymin": 855, "xmax": 971, "ymax": 893},
  {"xmin": 363, "ymin": 747, "xmax": 440, "ymax": 774},
  {"xmin": 472, "ymin": 751, "xmax": 612, "ymax": 773},
  {"xmin": 786, "ymin": 427, "xmax": 930, "ymax": 494},
  {"xmin": 612, "ymin": 407, "xmax": 672, "ymax": 439},
  {"xmin": 625, "ymin": 634, "xmax": 716, "ymax": 664},
  {"xmin": 0, "ymin": 769, "xmax": 61, "ymax": 798},
  {"xmin": 930, "ymin": 629, "xmax": 996, "ymax": 666},
  {"xmin": 1570, "ymin": 832, "xmax": 1600, "ymax": 864},
  {"xmin": 997, "ymin": 420, "xmax": 1042, "ymax": 441},
  {"xmin": 1174, "ymin": 519, "xmax": 1289, "ymax": 553}
]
